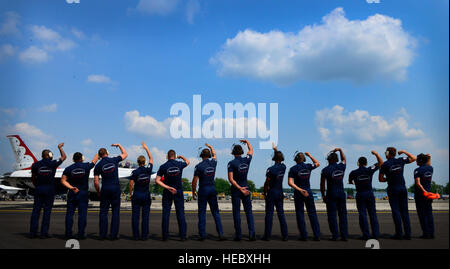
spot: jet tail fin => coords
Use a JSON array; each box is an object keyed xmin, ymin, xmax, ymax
[{"xmin": 7, "ymin": 135, "xmax": 38, "ymax": 170}]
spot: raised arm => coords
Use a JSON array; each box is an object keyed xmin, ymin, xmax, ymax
[
  {"xmin": 58, "ymin": 143, "xmax": 66, "ymax": 162},
  {"xmin": 241, "ymin": 139, "xmax": 253, "ymax": 156},
  {"xmin": 398, "ymin": 150, "xmax": 416, "ymax": 164},
  {"xmin": 305, "ymin": 152, "xmax": 320, "ymax": 168},
  {"xmin": 334, "ymin": 148, "xmax": 346, "ymax": 164},
  {"xmin": 91, "ymin": 153, "xmax": 99, "ymax": 165},
  {"xmin": 142, "ymin": 142, "xmax": 153, "ymax": 165},
  {"xmin": 371, "ymin": 150, "xmax": 383, "ymax": 167},
  {"xmin": 205, "ymin": 143, "xmax": 216, "ymax": 159},
  {"xmin": 112, "ymin": 143, "xmax": 128, "ymax": 160},
  {"xmin": 177, "ymin": 155, "xmax": 190, "ymax": 166}
]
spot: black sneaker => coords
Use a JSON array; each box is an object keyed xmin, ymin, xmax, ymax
[
  {"xmin": 359, "ymin": 235, "xmax": 369, "ymax": 240},
  {"xmin": 282, "ymin": 236, "xmax": 288, "ymax": 241},
  {"xmin": 390, "ymin": 234, "xmax": 402, "ymax": 240},
  {"xmin": 249, "ymin": 236, "xmax": 256, "ymax": 241},
  {"xmin": 403, "ymin": 235, "xmax": 411, "ymax": 240},
  {"xmin": 233, "ymin": 236, "xmax": 242, "ymax": 241},
  {"xmin": 218, "ymin": 236, "xmax": 226, "ymax": 241},
  {"xmin": 341, "ymin": 237, "xmax": 348, "ymax": 242},
  {"xmin": 329, "ymin": 237, "xmax": 338, "ymax": 241},
  {"xmin": 198, "ymin": 237, "xmax": 206, "ymax": 241},
  {"xmin": 313, "ymin": 237, "xmax": 321, "ymax": 241},
  {"xmin": 77, "ymin": 235, "xmax": 86, "ymax": 240},
  {"xmin": 298, "ymin": 237, "xmax": 307, "ymax": 241},
  {"xmin": 141, "ymin": 236, "xmax": 149, "ymax": 241},
  {"xmin": 162, "ymin": 237, "xmax": 169, "ymax": 241},
  {"xmin": 40, "ymin": 234, "xmax": 51, "ymax": 239},
  {"xmin": 261, "ymin": 236, "xmax": 270, "ymax": 241}
]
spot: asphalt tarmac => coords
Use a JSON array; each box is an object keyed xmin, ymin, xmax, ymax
[{"xmin": 0, "ymin": 207, "xmax": 448, "ymax": 249}]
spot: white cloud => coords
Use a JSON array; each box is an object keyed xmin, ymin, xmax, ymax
[
  {"xmin": 30, "ymin": 25, "xmax": 76, "ymax": 51},
  {"xmin": 81, "ymin": 138, "xmax": 92, "ymax": 146},
  {"xmin": 71, "ymin": 27, "xmax": 86, "ymax": 40},
  {"xmin": 315, "ymin": 105, "xmax": 424, "ymax": 145},
  {"xmin": 87, "ymin": 74, "xmax": 112, "ymax": 84},
  {"xmin": 211, "ymin": 7, "xmax": 416, "ymax": 85},
  {"xmin": 136, "ymin": 0, "xmax": 180, "ymax": 15},
  {"xmin": 0, "ymin": 11, "xmax": 20, "ymax": 36},
  {"xmin": 186, "ymin": 0, "xmax": 200, "ymax": 24},
  {"xmin": 19, "ymin": 46, "xmax": 49, "ymax": 63},
  {"xmin": 5, "ymin": 122, "xmax": 53, "ymax": 151},
  {"xmin": 124, "ymin": 110, "xmax": 173, "ymax": 137},
  {"xmin": 39, "ymin": 103, "xmax": 57, "ymax": 113},
  {"xmin": 0, "ymin": 44, "xmax": 16, "ymax": 60}
]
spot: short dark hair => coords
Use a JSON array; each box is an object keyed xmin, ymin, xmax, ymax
[
  {"xmin": 272, "ymin": 151, "xmax": 284, "ymax": 162},
  {"xmin": 386, "ymin": 147, "xmax": 396, "ymax": 157},
  {"xmin": 200, "ymin": 148, "xmax": 211, "ymax": 158},
  {"xmin": 137, "ymin": 155, "xmax": 146, "ymax": 166},
  {"xmin": 358, "ymin": 157, "xmax": 367, "ymax": 166},
  {"xmin": 327, "ymin": 152, "xmax": 338, "ymax": 163},
  {"xmin": 73, "ymin": 152, "xmax": 83, "ymax": 162},
  {"xmin": 98, "ymin": 148, "xmax": 108, "ymax": 158},
  {"xmin": 416, "ymin": 153, "xmax": 429, "ymax": 166},
  {"xmin": 167, "ymin": 149, "xmax": 176, "ymax": 159},
  {"xmin": 295, "ymin": 152, "xmax": 306, "ymax": 163},
  {"xmin": 42, "ymin": 149, "xmax": 52, "ymax": 159},
  {"xmin": 232, "ymin": 144, "xmax": 244, "ymax": 155}
]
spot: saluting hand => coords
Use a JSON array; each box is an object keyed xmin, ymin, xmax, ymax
[
  {"xmin": 305, "ymin": 152, "xmax": 311, "ymax": 157},
  {"xmin": 141, "ymin": 141, "xmax": 148, "ymax": 149},
  {"xmin": 58, "ymin": 143, "xmax": 64, "ymax": 148},
  {"xmin": 240, "ymin": 139, "xmax": 248, "ymax": 144},
  {"xmin": 371, "ymin": 150, "xmax": 377, "ymax": 155}
]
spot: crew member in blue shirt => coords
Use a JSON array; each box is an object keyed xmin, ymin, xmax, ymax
[
  {"xmin": 29, "ymin": 143, "xmax": 66, "ymax": 239},
  {"xmin": 155, "ymin": 150, "xmax": 190, "ymax": 241},
  {"xmin": 192, "ymin": 143, "xmax": 225, "ymax": 241},
  {"xmin": 414, "ymin": 153, "xmax": 435, "ymax": 239},
  {"xmin": 262, "ymin": 144, "xmax": 288, "ymax": 241},
  {"xmin": 128, "ymin": 141, "xmax": 153, "ymax": 241},
  {"xmin": 320, "ymin": 148, "xmax": 348, "ymax": 241},
  {"xmin": 227, "ymin": 139, "xmax": 256, "ymax": 241},
  {"xmin": 61, "ymin": 152, "xmax": 99, "ymax": 239},
  {"xmin": 288, "ymin": 151, "xmax": 321, "ymax": 241},
  {"xmin": 348, "ymin": 150, "xmax": 383, "ymax": 240},
  {"xmin": 94, "ymin": 144, "xmax": 128, "ymax": 240},
  {"xmin": 379, "ymin": 147, "xmax": 416, "ymax": 240}
]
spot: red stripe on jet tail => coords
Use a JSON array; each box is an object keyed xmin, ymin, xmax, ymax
[{"xmin": 7, "ymin": 134, "xmax": 38, "ymax": 165}]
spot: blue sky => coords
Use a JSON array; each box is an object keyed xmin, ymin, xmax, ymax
[{"xmin": 0, "ymin": 0, "xmax": 448, "ymax": 190}]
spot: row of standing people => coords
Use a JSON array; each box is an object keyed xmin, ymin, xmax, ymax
[{"xmin": 29, "ymin": 141, "xmax": 435, "ymax": 241}]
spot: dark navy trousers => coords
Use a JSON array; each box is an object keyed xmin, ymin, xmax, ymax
[
  {"xmin": 162, "ymin": 189, "xmax": 186, "ymax": 239},
  {"xmin": 99, "ymin": 185, "xmax": 121, "ymax": 239},
  {"xmin": 325, "ymin": 191, "xmax": 348, "ymax": 239},
  {"xmin": 415, "ymin": 195, "xmax": 434, "ymax": 237},
  {"xmin": 231, "ymin": 190, "xmax": 255, "ymax": 239},
  {"xmin": 30, "ymin": 185, "xmax": 55, "ymax": 236},
  {"xmin": 355, "ymin": 191, "xmax": 380, "ymax": 238},
  {"xmin": 197, "ymin": 186, "xmax": 223, "ymax": 238},
  {"xmin": 387, "ymin": 187, "xmax": 411, "ymax": 237},
  {"xmin": 294, "ymin": 190, "xmax": 320, "ymax": 239},
  {"xmin": 131, "ymin": 192, "xmax": 151, "ymax": 239},
  {"xmin": 65, "ymin": 190, "xmax": 89, "ymax": 237},
  {"xmin": 264, "ymin": 191, "xmax": 288, "ymax": 239}
]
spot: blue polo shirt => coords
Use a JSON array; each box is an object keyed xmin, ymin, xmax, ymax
[
  {"xmin": 62, "ymin": 162, "xmax": 95, "ymax": 191},
  {"xmin": 227, "ymin": 154, "xmax": 252, "ymax": 193},
  {"xmin": 194, "ymin": 159, "xmax": 217, "ymax": 188},
  {"xmin": 94, "ymin": 156, "xmax": 123, "ymax": 186},
  {"xmin": 414, "ymin": 165, "xmax": 433, "ymax": 195},
  {"xmin": 321, "ymin": 162, "xmax": 346, "ymax": 194},
  {"xmin": 288, "ymin": 162, "xmax": 317, "ymax": 190},
  {"xmin": 32, "ymin": 158, "xmax": 63, "ymax": 187},
  {"xmin": 380, "ymin": 157, "xmax": 409, "ymax": 189},
  {"xmin": 266, "ymin": 163, "xmax": 286, "ymax": 194},
  {"xmin": 130, "ymin": 164, "xmax": 153, "ymax": 193},
  {"xmin": 157, "ymin": 159, "xmax": 187, "ymax": 190},
  {"xmin": 348, "ymin": 164, "xmax": 379, "ymax": 193}
]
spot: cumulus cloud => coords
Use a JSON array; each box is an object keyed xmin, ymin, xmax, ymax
[
  {"xmin": 315, "ymin": 105, "xmax": 424, "ymax": 145},
  {"xmin": 87, "ymin": 74, "xmax": 116, "ymax": 85},
  {"xmin": 19, "ymin": 46, "xmax": 49, "ymax": 63},
  {"xmin": 39, "ymin": 103, "xmax": 57, "ymax": 113},
  {"xmin": 124, "ymin": 110, "xmax": 173, "ymax": 137},
  {"xmin": 186, "ymin": 0, "xmax": 200, "ymax": 24},
  {"xmin": 0, "ymin": 11, "xmax": 20, "ymax": 36},
  {"xmin": 0, "ymin": 44, "xmax": 16, "ymax": 61},
  {"xmin": 5, "ymin": 122, "xmax": 53, "ymax": 151},
  {"xmin": 211, "ymin": 7, "xmax": 416, "ymax": 85},
  {"xmin": 30, "ymin": 25, "xmax": 76, "ymax": 51},
  {"xmin": 136, "ymin": 0, "xmax": 180, "ymax": 15}
]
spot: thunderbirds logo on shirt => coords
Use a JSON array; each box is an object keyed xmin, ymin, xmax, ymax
[
  {"xmin": 168, "ymin": 167, "xmax": 181, "ymax": 176},
  {"xmin": 424, "ymin": 172, "xmax": 433, "ymax": 180},
  {"xmin": 238, "ymin": 163, "xmax": 249, "ymax": 173},
  {"xmin": 137, "ymin": 174, "xmax": 150, "ymax": 184},
  {"xmin": 38, "ymin": 166, "xmax": 52, "ymax": 176},
  {"xmin": 357, "ymin": 175, "xmax": 370, "ymax": 182},
  {"xmin": 102, "ymin": 163, "xmax": 116, "ymax": 174},
  {"xmin": 332, "ymin": 170, "xmax": 344, "ymax": 180},
  {"xmin": 71, "ymin": 168, "xmax": 85, "ymax": 179},
  {"xmin": 298, "ymin": 169, "xmax": 311, "ymax": 179},
  {"xmin": 204, "ymin": 167, "xmax": 215, "ymax": 177},
  {"xmin": 390, "ymin": 165, "xmax": 402, "ymax": 174}
]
